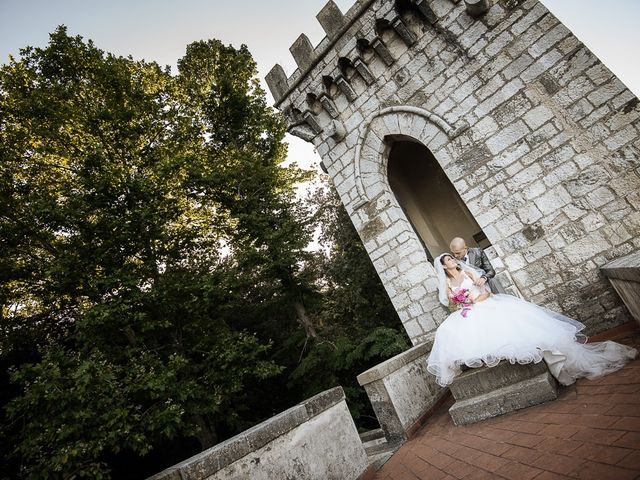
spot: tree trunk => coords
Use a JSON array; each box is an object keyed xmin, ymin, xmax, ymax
[
  {"xmin": 294, "ymin": 300, "xmax": 317, "ymax": 338},
  {"xmin": 194, "ymin": 414, "xmax": 218, "ymax": 450}
]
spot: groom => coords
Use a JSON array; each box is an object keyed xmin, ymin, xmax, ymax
[{"xmin": 449, "ymin": 237, "xmax": 505, "ymax": 294}]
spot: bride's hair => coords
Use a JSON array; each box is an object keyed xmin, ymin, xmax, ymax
[{"xmin": 439, "ymin": 253, "xmax": 461, "ymax": 277}]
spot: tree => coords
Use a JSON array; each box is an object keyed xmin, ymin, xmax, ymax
[
  {"xmin": 176, "ymin": 39, "xmax": 319, "ymax": 340},
  {"xmin": 0, "ymin": 27, "xmax": 294, "ymax": 478},
  {"xmin": 0, "ymin": 26, "xmax": 411, "ymax": 480},
  {"xmin": 287, "ymin": 183, "xmax": 409, "ymax": 426}
]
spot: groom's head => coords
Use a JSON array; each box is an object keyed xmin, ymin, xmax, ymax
[{"xmin": 450, "ymin": 237, "xmax": 468, "ymax": 260}]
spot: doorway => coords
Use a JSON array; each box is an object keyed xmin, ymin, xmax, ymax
[{"xmin": 387, "ymin": 139, "xmax": 489, "ymax": 261}]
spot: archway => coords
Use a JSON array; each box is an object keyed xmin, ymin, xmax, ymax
[{"xmin": 387, "ymin": 138, "xmax": 489, "ymax": 261}]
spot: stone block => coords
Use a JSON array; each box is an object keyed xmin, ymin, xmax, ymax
[
  {"xmin": 450, "ymin": 360, "xmax": 551, "ymax": 399},
  {"xmin": 502, "ymin": 53, "xmax": 535, "ymax": 80},
  {"xmin": 523, "ymin": 104, "xmax": 554, "ymax": 130},
  {"xmin": 486, "ymin": 120, "xmax": 529, "ymax": 154},
  {"xmin": 449, "ymin": 367, "xmax": 558, "ymax": 426},
  {"xmin": 510, "ymin": 2, "xmax": 548, "ymax": 36}
]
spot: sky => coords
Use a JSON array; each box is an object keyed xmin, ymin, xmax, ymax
[{"xmin": 1, "ymin": 0, "xmax": 639, "ymax": 172}]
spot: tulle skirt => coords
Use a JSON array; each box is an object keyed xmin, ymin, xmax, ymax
[{"xmin": 426, "ymin": 294, "xmax": 637, "ymax": 387}]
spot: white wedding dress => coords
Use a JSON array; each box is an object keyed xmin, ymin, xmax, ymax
[{"xmin": 427, "ymin": 272, "xmax": 637, "ymax": 387}]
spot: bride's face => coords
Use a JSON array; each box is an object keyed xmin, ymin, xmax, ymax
[{"xmin": 443, "ymin": 255, "xmax": 458, "ymax": 269}]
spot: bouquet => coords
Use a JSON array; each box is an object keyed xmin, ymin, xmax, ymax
[{"xmin": 449, "ymin": 288, "xmax": 473, "ymax": 317}]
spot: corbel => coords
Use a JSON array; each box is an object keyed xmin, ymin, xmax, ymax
[
  {"xmin": 371, "ymin": 37, "xmax": 394, "ymax": 66},
  {"xmin": 353, "ymin": 58, "xmax": 376, "ymax": 85},
  {"xmin": 317, "ymin": 91, "xmax": 339, "ymax": 118},
  {"xmin": 334, "ymin": 74, "xmax": 357, "ymax": 102},
  {"xmin": 391, "ymin": 17, "xmax": 417, "ymax": 46}
]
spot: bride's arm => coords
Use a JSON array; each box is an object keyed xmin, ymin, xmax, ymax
[{"xmin": 464, "ymin": 270, "xmax": 490, "ymax": 303}]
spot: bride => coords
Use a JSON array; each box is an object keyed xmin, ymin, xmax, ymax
[{"xmin": 426, "ymin": 253, "xmax": 637, "ymax": 387}]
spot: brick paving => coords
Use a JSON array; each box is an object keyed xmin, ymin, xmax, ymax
[{"xmin": 373, "ymin": 330, "xmax": 640, "ymax": 480}]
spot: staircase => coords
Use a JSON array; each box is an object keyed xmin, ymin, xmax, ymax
[{"xmin": 359, "ymin": 428, "xmax": 397, "ymax": 471}]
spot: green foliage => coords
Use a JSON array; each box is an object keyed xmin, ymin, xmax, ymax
[
  {"xmin": 0, "ymin": 27, "xmax": 289, "ymax": 479},
  {"xmin": 286, "ymin": 185, "xmax": 410, "ymax": 425},
  {"xmin": 0, "ymin": 27, "xmax": 409, "ymax": 479}
]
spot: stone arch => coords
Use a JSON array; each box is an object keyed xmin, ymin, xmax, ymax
[
  {"xmin": 344, "ymin": 107, "xmax": 472, "ymax": 339},
  {"xmin": 353, "ymin": 106, "xmax": 467, "ymax": 209},
  {"xmin": 347, "ymin": 107, "xmax": 520, "ymax": 340}
]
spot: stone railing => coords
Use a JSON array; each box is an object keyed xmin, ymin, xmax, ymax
[
  {"xmin": 602, "ymin": 252, "xmax": 640, "ymax": 326},
  {"xmin": 148, "ymin": 387, "xmax": 370, "ymax": 480},
  {"xmin": 357, "ymin": 337, "xmax": 447, "ymax": 446}
]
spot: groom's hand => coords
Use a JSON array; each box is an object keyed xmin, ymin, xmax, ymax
[{"xmin": 475, "ymin": 277, "xmax": 487, "ymax": 287}]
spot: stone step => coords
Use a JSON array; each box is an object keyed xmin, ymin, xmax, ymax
[
  {"xmin": 359, "ymin": 427, "xmax": 385, "ymax": 443},
  {"xmin": 363, "ymin": 436, "xmax": 390, "ymax": 456},
  {"xmin": 449, "ymin": 371, "xmax": 558, "ymax": 426},
  {"xmin": 450, "ymin": 360, "xmax": 549, "ymax": 400},
  {"xmin": 360, "ymin": 430, "xmax": 399, "ymax": 472},
  {"xmin": 367, "ymin": 449, "xmax": 395, "ymax": 471}
]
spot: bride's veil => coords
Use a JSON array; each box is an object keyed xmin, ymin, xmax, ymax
[{"xmin": 434, "ymin": 254, "xmax": 451, "ymax": 307}]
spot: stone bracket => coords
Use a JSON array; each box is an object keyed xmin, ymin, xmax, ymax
[
  {"xmin": 464, "ymin": 0, "xmax": 491, "ymax": 17},
  {"xmin": 326, "ymin": 121, "xmax": 346, "ymax": 141},
  {"xmin": 371, "ymin": 37, "xmax": 395, "ymax": 66},
  {"xmin": 411, "ymin": 0, "xmax": 438, "ymax": 24},
  {"xmin": 317, "ymin": 91, "xmax": 339, "ymax": 118},
  {"xmin": 353, "ymin": 57, "xmax": 375, "ymax": 85},
  {"xmin": 286, "ymin": 109, "xmax": 323, "ymax": 141},
  {"xmin": 335, "ymin": 74, "xmax": 357, "ymax": 101},
  {"xmin": 391, "ymin": 17, "xmax": 417, "ymax": 46},
  {"xmin": 288, "ymin": 125, "xmax": 318, "ymax": 142}
]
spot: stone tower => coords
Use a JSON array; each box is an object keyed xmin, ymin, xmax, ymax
[{"xmin": 266, "ymin": 0, "xmax": 640, "ymax": 345}]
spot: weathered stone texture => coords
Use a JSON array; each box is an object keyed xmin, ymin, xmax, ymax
[
  {"xmin": 268, "ymin": 0, "xmax": 640, "ymax": 343},
  {"xmin": 357, "ymin": 339, "xmax": 447, "ymax": 444},
  {"xmin": 148, "ymin": 387, "xmax": 369, "ymax": 480}
]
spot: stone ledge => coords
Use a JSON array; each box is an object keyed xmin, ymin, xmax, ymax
[
  {"xmin": 449, "ymin": 371, "xmax": 558, "ymax": 426},
  {"xmin": 148, "ymin": 386, "xmax": 345, "ymax": 480},
  {"xmin": 602, "ymin": 252, "xmax": 640, "ymax": 324},
  {"xmin": 357, "ymin": 336, "xmax": 434, "ymax": 385},
  {"xmin": 601, "ymin": 251, "xmax": 640, "ymax": 282},
  {"xmin": 450, "ymin": 360, "xmax": 549, "ymax": 399}
]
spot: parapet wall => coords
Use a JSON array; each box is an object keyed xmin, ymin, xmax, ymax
[
  {"xmin": 357, "ymin": 335, "xmax": 447, "ymax": 444},
  {"xmin": 268, "ymin": 0, "xmax": 640, "ymax": 344},
  {"xmin": 148, "ymin": 387, "xmax": 369, "ymax": 480}
]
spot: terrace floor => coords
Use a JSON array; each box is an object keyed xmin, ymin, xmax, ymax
[{"xmin": 372, "ymin": 325, "xmax": 640, "ymax": 480}]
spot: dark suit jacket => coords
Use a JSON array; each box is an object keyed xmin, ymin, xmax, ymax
[
  {"xmin": 465, "ymin": 247, "xmax": 507, "ymax": 294},
  {"xmin": 465, "ymin": 247, "xmax": 495, "ymax": 280}
]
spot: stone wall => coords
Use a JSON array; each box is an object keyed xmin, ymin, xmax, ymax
[
  {"xmin": 357, "ymin": 336, "xmax": 447, "ymax": 444},
  {"xmin": 267, "ymin": 0, "xmax": 640, "ymax": 344},
  {"xmin": 147, "ymin": 387, "xmax": 369, "ymax": 480},
  {"xmin": 602, "ymin": 252, "xmax": 640, "ymax": 326}
]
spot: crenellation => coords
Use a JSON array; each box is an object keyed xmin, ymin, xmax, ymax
[
  {"xmin": 317, "ymin": 1, "xmax": 347, "ymax": 40},
  {"xmin": 289, "ymin": 34, "xmax": 316, "ymax": 72}
]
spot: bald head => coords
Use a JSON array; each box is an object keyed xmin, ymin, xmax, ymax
[
  {"xmin": 450, "ymin": 237, "xmax": 466, "ymax": 250},
  {"xmin": 449, "ymin": 237, "xmax": 468, "ymax": 260}
]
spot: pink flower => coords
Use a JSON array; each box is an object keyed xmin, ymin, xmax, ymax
[{"xmin": 450, "ymin": 288, "xmax": 472, "ymax": 318}]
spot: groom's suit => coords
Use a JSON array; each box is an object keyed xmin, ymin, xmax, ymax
[{"xmin": 463, "ymin": 247, "xmax": 506, "ymax": 294}]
